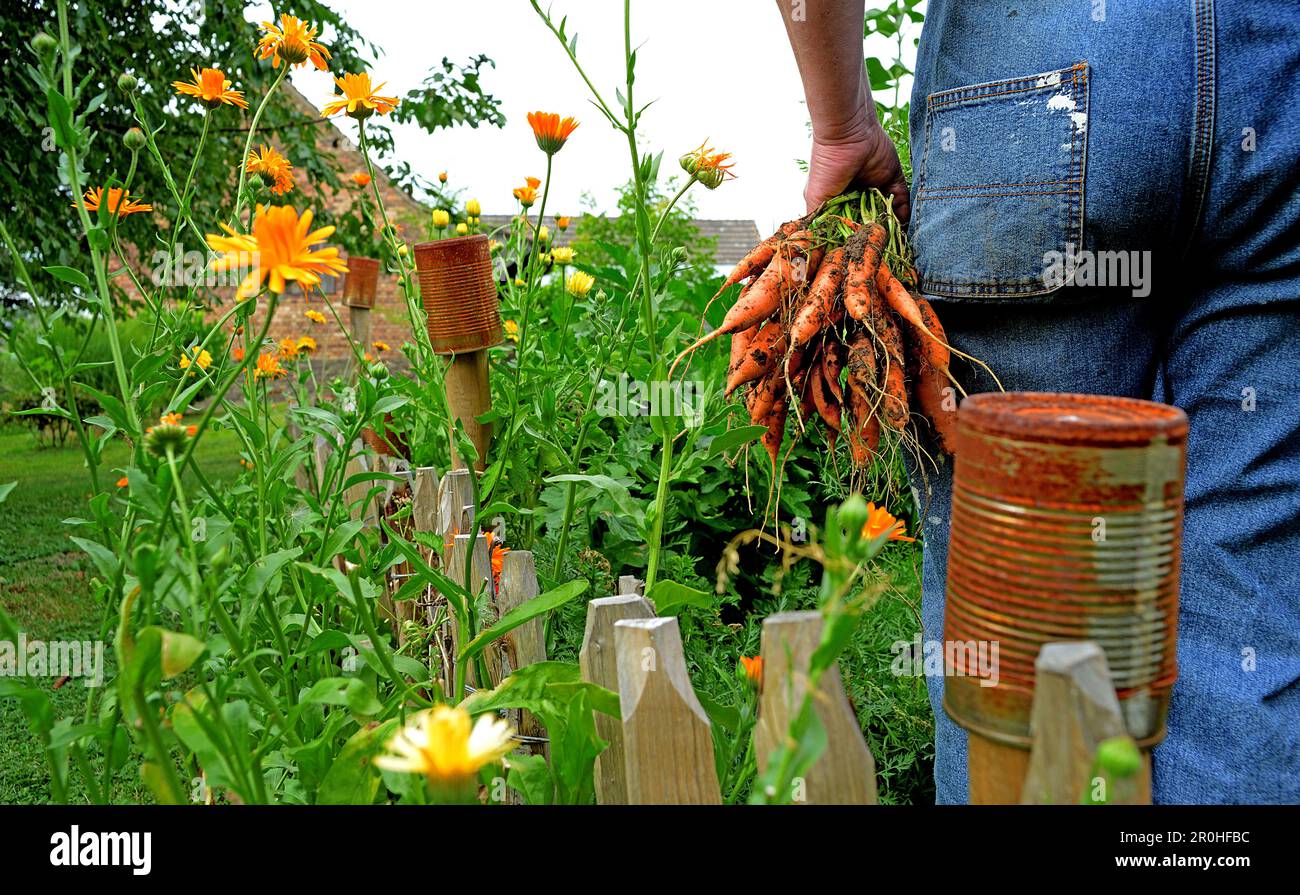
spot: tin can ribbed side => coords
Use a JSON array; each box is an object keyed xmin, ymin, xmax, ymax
[
  {"xmin": 342, "ymin": 256, "xmax": 380, "ymax": 309},
  {"xmin": 942, "ymin": 393, "xmax": 1187, "ymax": 748},
  {"xmin": 413, "ymin": 235, "xmax": 502, "ymax": 355}
]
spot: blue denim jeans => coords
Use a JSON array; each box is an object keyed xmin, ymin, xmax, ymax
[{"xmin": 907, "ymin": 0, "xmax": 1300, "ymax": 803}]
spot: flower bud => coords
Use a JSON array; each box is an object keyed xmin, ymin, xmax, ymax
[
  {"xmin": 431, "ymin": 209, "xmax": 450, "ymax": 229},
  {"xmin": 466, "ymin": 198, "xmax": 481, "ymax": 217},
  {"xmin": 123, "ymin": 127, "xmax": 147, "ymax": 151},
  {"xmin": 117, "ymin": 72, "xmax": 138, "ymax": 93},
  {"xmin": 31, "ymin": 31, "xmax": 57, "ymax": 60}
]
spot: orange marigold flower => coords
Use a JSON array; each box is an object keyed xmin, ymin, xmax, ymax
[
  {"xmin": 206, "ymin": 205, "xmax": 348, "ymax": 301},
  {"xmin": 144, "ymin": 413, "xmax": 191, "ymax": 457},
  {"xmin": 322, "ymin": 73, "xmax": 400, "ymax": 120},
  {"xmin": 254, "ymin": 352, "xmax": 286, "ymax": 380},
  {"xmin": 257, "ymin": 14, "xmax": 331, "ymax": 71},
  {"xmin": 296, "ymin": 335, "xmax": 317, "ymax": 353},
  {"xmin": 171, "ymin": 67, "xmax": 249, "ymax": 110},
  {"xmin": 438, "ymin": 171, "xmax": 448, "ymax": 184},
  {"xmin": 351, "ymin": 172, "xmax": 372, "ymax": 187},
  {"xmin": 245, "ymin": 145, "xmax": 295, "ymax": 195},
  {"xmin": 555, "ymin": 215, "xmax": 570, "ymax": 231},
  {"xmin": 527, "ymin": 111, "xmax": 579, "ymax": 156},
  {"xmin": 680, "ymin": 140, "xmax": 736, "ymax": 190},
  {"xmin": 371, "ymin": 340, "xmax": 390, "ymax": 353},
  {"xmin": 485, "ymin": 530, "xmax": 510, "ymax": 588},
  {"xmin": 739, "ymin": 655, "xmax": 763, "ymax": 687},
  {"xmin": 363, "ymin": 352, "xmax": 375, "ymax": 363},
  {"xmin": 73, "ymin": 187, "xmax": 152, "ymax": 217},
  {"xmin": 116, "ymin": 476, "xmax": 129, "ymax": 489},
  {"xmin": 861, "ymin": 502, "xmax": 915, "ymax": 543},
  {"xmin": 232, "ymin": 346, "xmax": 245, "ymax": 361},
  {"xmin": 513, "ymin": 176, "xmax": 541, "ymax": 208},
  {"xmin": 306, "ymin": 309, "xmax": 327, "ymax": 324},
  {"xmin": 278, "ymin": 337, "xmax": 300, "ymax": 359}
]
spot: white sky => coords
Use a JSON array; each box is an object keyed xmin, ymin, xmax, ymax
[{"xmin": 246, "ymin": 0, "xmax": 914, "ymax": 235}]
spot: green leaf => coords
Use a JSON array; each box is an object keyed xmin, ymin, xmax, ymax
[
  {"xmin": 707, "ymin": 424, "xmax": 767, "ymax": 459},
  {"xmin": 644, "ymin": 579, "xmax": 712, "ymax": 616},
  {"xmin": 157, "ymin": 629, "xmax": 205, "ymax": 678},
  {"xmin": 42, "ymin": 265, "xmax": 91, "ymax": 290},
  {"xmin": 459, "ymin": 579, "xmax": 588, "ymax": 662},
  {"xmin": 318, "ymin": 719, "xmax": 397, "ymax": 805},
  {"xmin": 506, "ymin": 753, "xmax": 553, "ymax": 805},
  {"xmin": 0, "ymin": 482, "xmax": 15, "ymax": 504}
]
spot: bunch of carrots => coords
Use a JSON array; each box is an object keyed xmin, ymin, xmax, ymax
[{"xmin": 673, "ymin": 191, "xmax": 988, "ymax": 481}]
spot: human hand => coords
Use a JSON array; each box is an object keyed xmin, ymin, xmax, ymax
[{"xmin": 805, "ymin": 120, "xmax": 910, "ymax": 225}]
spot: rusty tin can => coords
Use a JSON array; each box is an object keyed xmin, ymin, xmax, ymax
[
  {"xmin": 413, "ymin": 235, "xmax": 502, "ymax": 355},
  {"xmin": 342, "ymin": 255, "xmax": 381, "ymax": 309},
  {"xmin": 943, "ymin": 392, "xmax": 1187, "ymax": 748}
]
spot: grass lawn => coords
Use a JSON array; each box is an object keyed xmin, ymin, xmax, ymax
[{"xmin": 0, "ymin": 425, "xmax": 242, "ymax": 803}]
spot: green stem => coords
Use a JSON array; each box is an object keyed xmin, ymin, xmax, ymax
[{"xmin": 231, "ymin": 65, "xmax": 288, "ymax": 226}]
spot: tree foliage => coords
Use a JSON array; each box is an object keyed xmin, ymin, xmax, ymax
[{"xmin": 0, "ymin": 0, "xmax": 503, "ymax": 304}]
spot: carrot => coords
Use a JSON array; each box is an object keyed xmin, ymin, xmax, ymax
[
  {"xmin": 726, "ymin": 321, "xmax": 785, "ymax": 396},
  {"xmin": 876, "ymin": 264, "xmax": 950, "ymax": 371},
  {"xmin": 713, "ymin": 215, "xmax": 808, "ymax": 297},
  {"xmin": 761, "ymin": 398, "xmax": 789, "ymax": 472},
  {"xmin": 747, "ymin": 369, "xmax": 784, "ymax": 425},
  {"xmin": 845, "ymin": 372, "xmax": 880, "ymax": 467},
  {"xmin": 671, "ymin": 231, "xmax": 818, "ymax": 377},
  {"xmin": 822, "ymin": 341, "xmax": 845, "ymax": 405},
  {"xmin": 809, "ymin": 363, "xmax": 842, "ymax": 434},
  {"xmin": 728, "ymin": 320, "xmax": 757, "ymax": 379},
  {"xmin": 871, "ymin": 306, "xmax": 909, "ymax": 432},
  {"xmin": 790, "ymin": 245, "xmax": 848, "ymax": 348},
  {"xmin": 842, "ymin": 222, "xmax": 887, "ymax": 322},
  {"xmin": 913, "ymin": 295, "xmax": 950, "ymax": 371},
  {"xmin": 903, "ymin": 302, "xmax": 958, "ymax": 453}
]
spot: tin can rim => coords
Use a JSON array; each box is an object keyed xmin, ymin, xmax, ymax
[{"xmin": 959, "ymin": 392, "xmax": 1188, "ymax": 447}]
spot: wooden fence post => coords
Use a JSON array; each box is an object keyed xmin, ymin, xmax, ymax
[
  {"xmin": 497, "ymin": 550, "xmax": 547, "ymax": 759},
  {"xmin": 614, "ymin": 617, "xmax": 721, "ymax": 804},
  {"xmin": 1021, "ymin": 642, "xmax": 1150, "ymax": 805},
  {"xmin": 617, "ymin": 575, "xmax": 644, "ymax": 597},
  {"xmin": 579, "ymin": 595, "xmax": 654, "ymax": 805},
  {"xmin": 444, "ymin": 351, "xmax": 492, "ymax": 471},
  {"xmin": 754, "ymin": 610, "xmax": 878, "ymax": 804}
]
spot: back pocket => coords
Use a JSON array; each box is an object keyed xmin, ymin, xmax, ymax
[{"xmin": 912, "ymin": 63, "xmax": 1089, "ymax": 299}]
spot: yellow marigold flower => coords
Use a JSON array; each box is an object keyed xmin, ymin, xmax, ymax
[
  {"xmin": 550, "ymin": 246, "xmax": 575, "ymax": 265},
  {"xmin": 254, "ymin": 352, "xmax": 286, "ymax": 380},
  {"xmin": 465, "ymin": 198, "xmax": 481, "ymax": 217},
  {"xmin": 513, "ymin": 278, "xmax": 526, "ymax": 287},
  {"xmin": 296, "ymin": 335, "xmax": 317, "ymax": 353},
  {"xmin": 513, "ymin": 176, "xmax": 541, "ymax": 208},
  {"xmin": 488, "ymin": 239, "xmax": 501, "ymax": 254},
  {"xmin": 455, "ymin": 222, "xmax": 468, "ymax": 235},
  {"xmin": 371, "ymin": 340, "xmax": 390, "ymax": 353},
  {"xmin": 555, "ymin": 215, "xmax": 570, "ymax": 231},
  {"xmin": 526, "ymin": 111, "xmax": 579, "ymax": 155},
  {"xmin": 278, "ymin": 337, "xmax": 299, "ymax": 359},
  {"xmin": 172, "ymin": 67, "xmax": 249, "ymax": 110},
  {"xmin": 431, "ymin": 209, "xmax": 450, "ymax": 229},
  {"xmin": 322, "ymin": 73, "xmax": 400, "ymax": 120},
  {"xmin": 680, "ymin": 140, "xmax": 736, "ymax": 190},
  {"xmin": 305, "ymin": 309, "xmax": 327, "ymax": 324},
  {"xmin": 245, "ymin": 144, "xmax": 295, "ymax": 196},
  {"xmin": 206, "ymin": 205, "xmax": 348, "ymax": 302},
  {"xmin": 537, "ymin": 225, "xmax": 550, "ymax": 244},
  {"xmin": 351, "ymin": 172, "xmax": 371, "ymax": 187},
  {"xmin": 73, "ymin": 187, "xmax": 152, "ymax": 217},
  {"xmin": 565, "ymin": 270, "xmax": 595, "ymax": 298},
  {"xmin": 861, "ymin": 502, "xmax": 915, "ymax": 543},
  {"xmin": 257, "ymin": 14, "xmax": 331, "ymax": 71},
  {"xmin": 178, "ymin": 346, "xmax": 212, "ymax": 374},
  {"xmin": 374, "ymin": 705, "xmax": 514, "ymax": 788},
  {"xmin": 503, "ymin": 319, "xmax": 519, "ymax": 342}
]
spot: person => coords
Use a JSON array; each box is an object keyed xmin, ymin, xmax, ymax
[{"xmin": 777, "ymin": 0, "xmax": 1300, "ymax": 804}]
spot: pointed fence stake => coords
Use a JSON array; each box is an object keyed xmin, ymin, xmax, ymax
[
  {"xmin": 614, "ymin": 617, "xmax": 721, "ymax": 805},
  {"xmin": 754, "ymin": 611, "xmax": 878, "ymax": 804},
  {"xmin": 579, "ymin": 595, "xmax": 654, "ymax": 805},
  {"xmin": 1021, "ymin": 641, "xmax": 1151, "ymax": 805}
]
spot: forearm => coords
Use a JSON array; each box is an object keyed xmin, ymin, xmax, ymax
[{"xmin": 776, "ymin": 0, "xmax": 874, "ymax": 139}]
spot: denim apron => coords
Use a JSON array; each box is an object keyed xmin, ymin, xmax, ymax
[{"xmin": 907, "ymin": 0, "xmax": 1300, "ymax": 803}]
